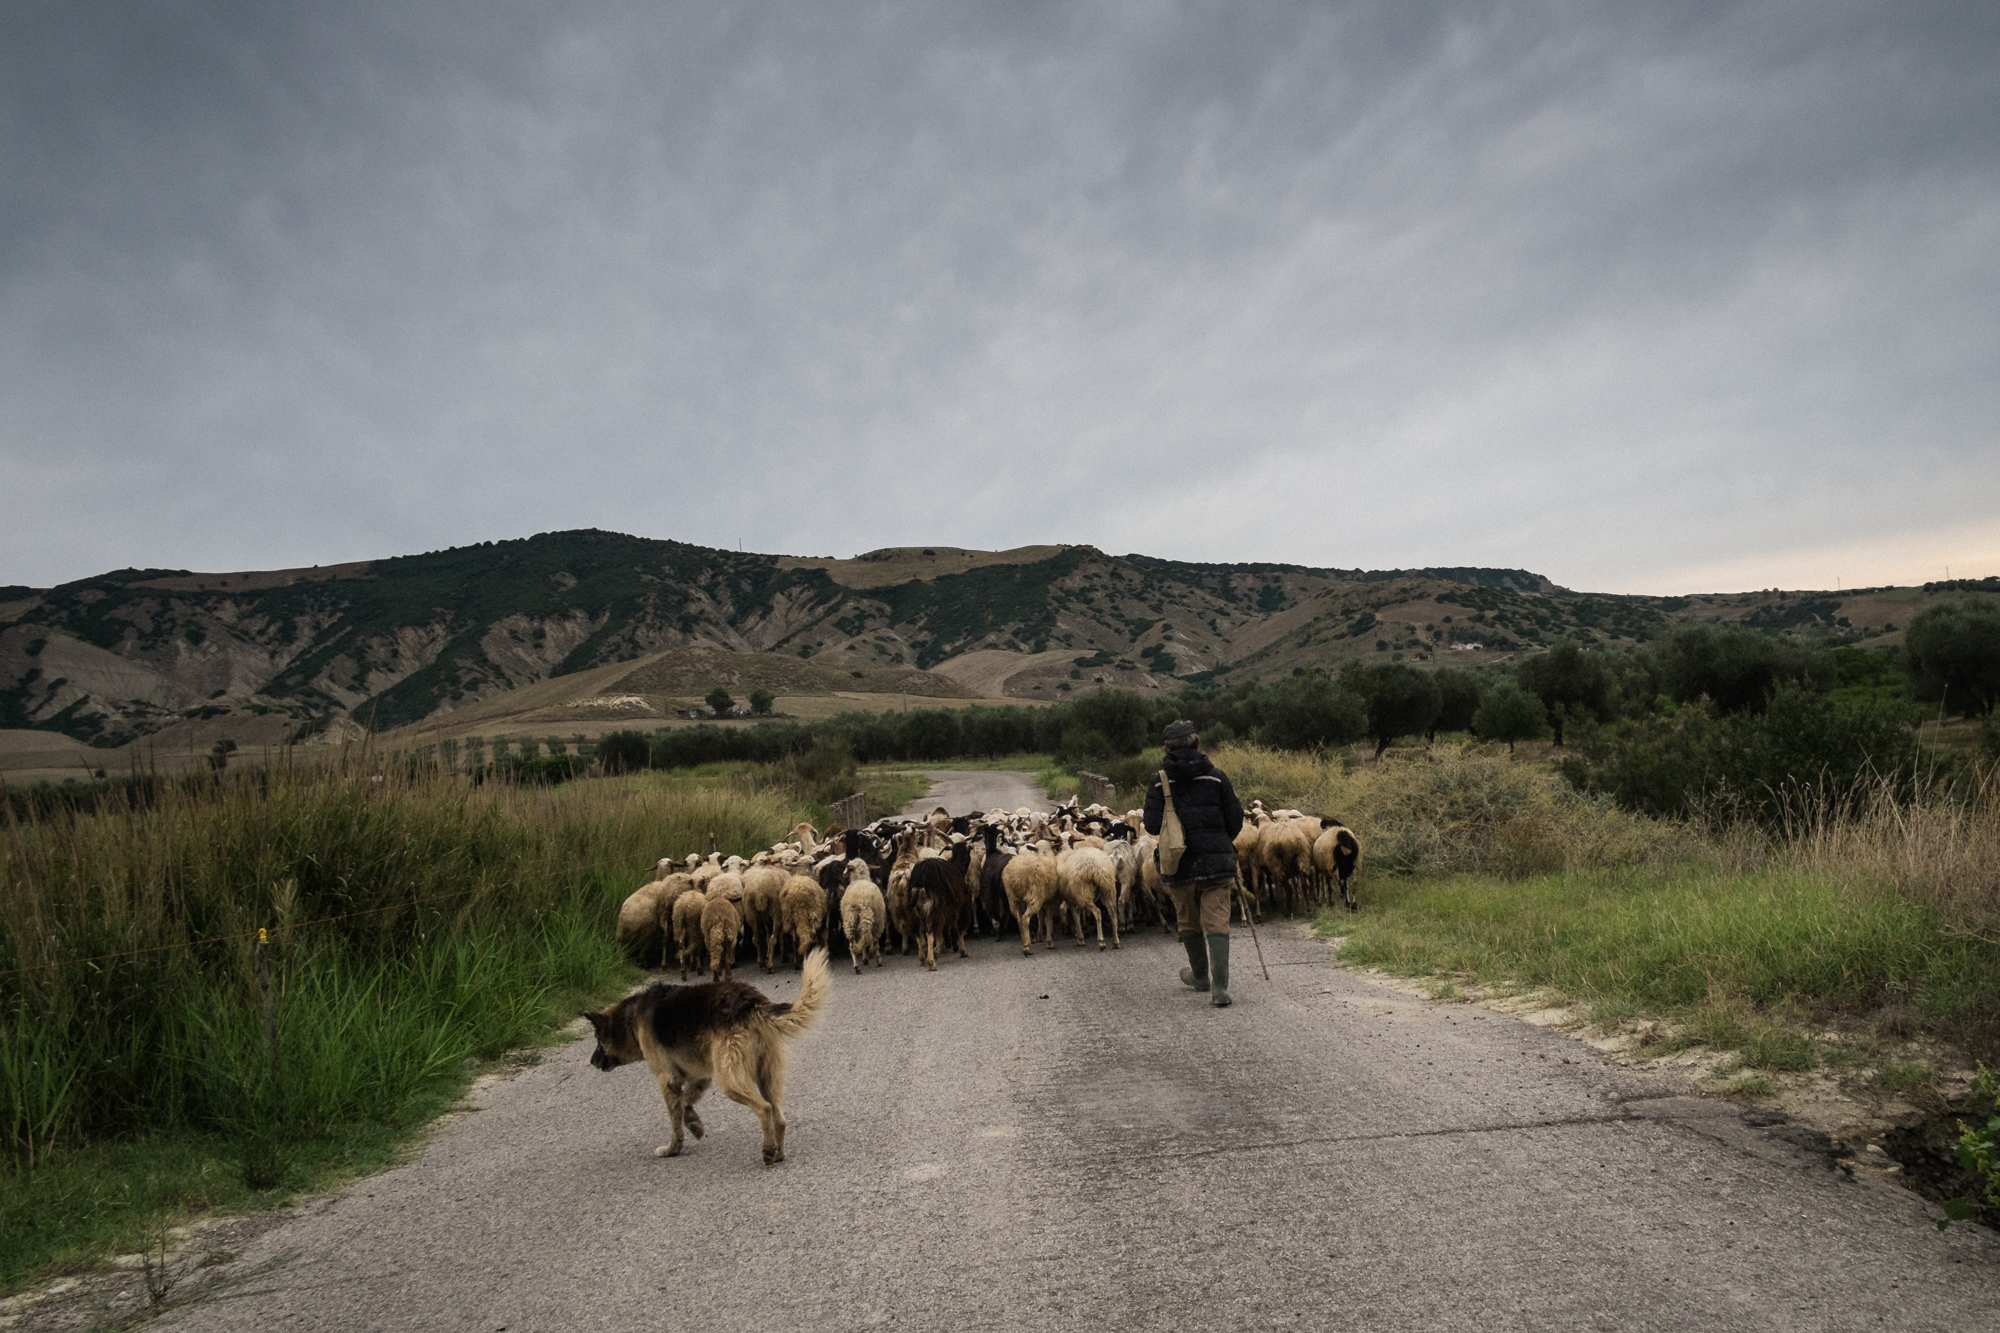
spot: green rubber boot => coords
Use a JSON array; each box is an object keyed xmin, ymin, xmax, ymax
[
  {"xmin": 1179, "ymin": 936, "xmax": 1210, "ymax": 991},
  {"xmin": 1206, "ymin": 934, "xmax": 1232, "ymax": 1007}
]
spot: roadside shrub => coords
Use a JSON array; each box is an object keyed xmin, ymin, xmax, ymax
[
  {"xmin": 1906, "ymin": 600, "xmax": 2000, "ymax": 717},
  {"xmin": 1562, "ymin": 687, "xmax": 1924, "ymax": 826}
]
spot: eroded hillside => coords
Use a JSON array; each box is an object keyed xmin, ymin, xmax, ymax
[{"xmin": 0, "ymin": 530, "xmax": 1930, "ymax": 751}]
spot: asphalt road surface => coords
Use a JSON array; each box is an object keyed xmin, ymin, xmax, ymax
[
  {"xmin": 153, "ymin": 775, "xmax": 1996, "ymax": 1332},
  {"xmin": 889, "ymin": 767, "xmax": 1056, "ymax": 821}
]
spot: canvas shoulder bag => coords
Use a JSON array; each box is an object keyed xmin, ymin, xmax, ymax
[{"xmin": 1156, "ymin": 768, "xmax": 1187, "ymax": 877}]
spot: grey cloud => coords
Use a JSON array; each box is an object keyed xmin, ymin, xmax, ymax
[{"xmin": 2, "ymin": 2, "xmax": 1996, "ymax": 591}]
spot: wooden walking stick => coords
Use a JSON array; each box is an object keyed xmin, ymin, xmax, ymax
[{"xmin": 1233, "ymin": 873, "xmax": 1271, "ymax": 982}]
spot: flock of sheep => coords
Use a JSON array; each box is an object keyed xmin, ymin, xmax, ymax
[{"xmin": 615, "ymin": 799, "xmax": 1363, "ymax": 983}]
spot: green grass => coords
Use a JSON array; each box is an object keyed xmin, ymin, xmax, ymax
[
  {"xmin": 0, "ymin": 895, "xmax": 630, "ymax": 1288},
  {"xmin": 0, "ymin": 760, "xmax": 817, "ymax": 1291},
  {"xmin": 1318, "ymin": 865, "xmax": 2000, "ymax": 1065},
  {"xmin": 1877, "ymin": 1061, "xmax": 1937, "ymax": 1094}
]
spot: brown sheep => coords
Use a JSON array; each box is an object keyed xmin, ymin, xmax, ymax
[
  {"xmin": 1312, "ymin": 823, "xmax": 1364, "ymax": 912},
  {"xmin": 1001, "ymin": 843, "xmax": 1060, "ymax": 956},
  {"xmin": 671, "ymin": 889, "xmax": 709, "ymax": 980},
  {"xmin": 839, "ymin": 860, "xmax": 887, "ymax": 973},
  {"xmin": 1232, "ymin": 820, "xmax": 1265, "ymax": 904},
  {"xmin": 1259, "ymin": 818, "xmax": 1316, "ymax": 917},
  {"xmin": 1055, "ymin": 842, "xmax": 1119, "ymax": 950},
  {"xmin": 907, "ymin": 852, "xmax": 972, "ymax": 971},
  {"xmin": 615, "ymin": 878, "xmax": 671, "ymax": 968},
  {"xmin": 884, "ymin": 828, "xmax": 922, "ymax": 956},
  {"xmin": 741, "ymin": 865, "xmax": 788, "ymax": 971},
  {"xmin": 701, "ymin": 893, "xmax": 742, "ymax": 982},
  {"xmin": 778, "ymin": 872, "xmax": 827, "ymax": 968}
]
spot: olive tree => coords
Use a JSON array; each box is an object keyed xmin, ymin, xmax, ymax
[{"xmin": 1471, "ymin": 680, "xmax": 1551, "ymax": 755}]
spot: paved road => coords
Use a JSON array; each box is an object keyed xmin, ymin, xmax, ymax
[
  {"xmin": 891, "ymin": 768, "xmax": 1054, "ymax": 820},
  {"xmin": 155, "ymin": 922, "xmax": 1995, "ymax": 1331}
]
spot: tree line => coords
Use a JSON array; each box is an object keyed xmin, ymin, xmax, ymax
[{"xmin": 589, "ymin": 599, "xmax": 1998, "ymax": 826}]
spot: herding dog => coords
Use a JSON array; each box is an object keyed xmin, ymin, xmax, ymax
[{"xmin": 582, "ymin": 947, "xmax": 830, "ymax": 1166}]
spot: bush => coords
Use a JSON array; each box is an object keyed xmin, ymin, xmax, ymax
[
  {"xmin": 705, "ymin": 687, "xmax": 734, "ymax": 717},
  {"xmin": 1653, "ymin": 623, "xmax": 1833, "ymax": 715},
  {"xmin": 595, "ymin": 730, "xmax": 650, "ymax": 775},
  {"xmin": 1906, "ymin": 600, "xmax": 2000, "ymax": 717},
  {"xmin": 1562, "ymin": 686, "xmax": 1925, "ymax": 826},
  {"xmin": 748, "ymin": 688, "xmax": 776, "ymax": 716}
]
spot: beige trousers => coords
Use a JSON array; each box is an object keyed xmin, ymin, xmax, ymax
[{"xmin": 1168, "ymin": 873, "xmax": 1235, "ymax": 939}]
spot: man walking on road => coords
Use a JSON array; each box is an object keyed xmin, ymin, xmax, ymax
[{"xmin": 1142, "ymin": 720, "xmax": 1246, "ymax": 1007}]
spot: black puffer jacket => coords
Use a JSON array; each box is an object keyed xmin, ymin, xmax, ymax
[{"xmin": 1141, "ymin": 748, "xmax": 1245, "ymax": 884}]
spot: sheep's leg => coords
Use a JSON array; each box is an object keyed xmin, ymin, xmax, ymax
[
  {"xmin": 1014, "ymin": 897, "xmax": 1035, "ymax": 956},
  {"xmin": 1105, "ymin": 895, "xmax": 1121, "ymax": 950}
]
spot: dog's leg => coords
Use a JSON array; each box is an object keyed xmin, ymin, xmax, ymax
[
  {"xmin": 681, "ymin": 1076, "xmax": 709, "ymax": 1139},
  {"xmin": 654, "ymin": 1068, "xmax": 687, "ymax": 1158},
  {"xmin": 715, "ymin": 1049, "xmax": 781, "ymax": 1166},
  {"xmin": 757, "ymin": 1048, "xmax": 789, "ymax": 1164}
]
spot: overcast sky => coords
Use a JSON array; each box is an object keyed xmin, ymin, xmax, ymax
[{"xmin": 3, "ymin": 1, "xmax": 1996, "ymax": 595}]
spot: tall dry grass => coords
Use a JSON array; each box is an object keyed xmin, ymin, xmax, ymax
[
  {"xmin": 0, "ymin": 751, "xmax": 806, "ymax": 1170},
  {"xmin": 1215, "ymin": 741, "xmax": 1999, "ymax": 934},
  {"xmin": 1213, "ymin": 741, "xmax": 1678, "ymax": 878},
  {"xmin": 1259, "ymin": 742, "xmax": 2000, "ymax": 1060},
  {"xmin": 1768, "ymin": 768, "xmax": 2000, "ymax": 942}
]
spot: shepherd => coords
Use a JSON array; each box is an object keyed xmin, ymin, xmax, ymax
[{"xmin": 1142, "ymin": 719, "xmax": 1247, "ymax": 1007}]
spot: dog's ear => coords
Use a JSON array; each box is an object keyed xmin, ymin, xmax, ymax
[{"xmin": 582, "ymin": 1009, "xmax": 608, "ymax": 1032}]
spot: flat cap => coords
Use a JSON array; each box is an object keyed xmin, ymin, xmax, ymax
[{"xmin": 1162, "ymin": 719, "xmax": 1197, "ymax": 742}]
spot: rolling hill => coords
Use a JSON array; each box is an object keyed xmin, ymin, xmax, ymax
[{"xmin": 0, "ymin": 529, "xmax": 1946, "ymax": 756}]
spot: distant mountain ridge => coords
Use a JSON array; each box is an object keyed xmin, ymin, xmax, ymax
[{"xmin": 0, "ymin": 529, "xmax": 1891, "ymax": 750}]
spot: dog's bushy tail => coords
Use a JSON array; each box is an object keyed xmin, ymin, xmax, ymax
[{"xmin": 768, "ymin": 948, "xmax": 830, "ymax": 1038}]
